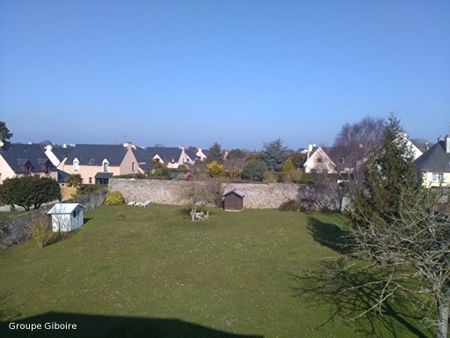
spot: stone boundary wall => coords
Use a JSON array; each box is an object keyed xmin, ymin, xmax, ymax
[
  {"xmin": 109, "ymin": 178, "xmax": 303, "ymax": 209},
  {"xmin": 0, "ymin": 189, "xmax": 107, "ymax": 249}
]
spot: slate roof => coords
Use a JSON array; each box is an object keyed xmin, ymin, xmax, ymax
[
  {"xmin": 414, "ymin": 140, "xmax": 450, "ymax": 172},
  {"xmin": 0, "ymin": 143, "xmax": 56, "ymax": 174},
  {"xmin": 56, "ymin": 144, "xmax": 129, "ymax": 166},
  {"xmin": 134, "ymin": 146, "xmax": 182, "ymax": 163}
]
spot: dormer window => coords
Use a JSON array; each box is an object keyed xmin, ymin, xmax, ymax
[
  {"xmin": 102, "ymin": 159, "xmax": 109, "ymax": 172},
  {"xmin": 73, "ymin": 158, "xmax": 80, "ymax": 171},
  {"xmin": 25, "ymin": 164, "xmax": 32, "ymax": 176}
]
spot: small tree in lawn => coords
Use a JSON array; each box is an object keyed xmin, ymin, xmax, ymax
[
  {"xmin": 242, "ymin": 160, "xmax": 267, "ymax": 181},
  {"xmin": 184, "ymin": 179, "xmax": 211, "ymax": 221}
]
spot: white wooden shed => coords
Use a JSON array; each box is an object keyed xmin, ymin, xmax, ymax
[{"xmin": 47, "ymin": 203, "xmax": 84, "ymax": 232}]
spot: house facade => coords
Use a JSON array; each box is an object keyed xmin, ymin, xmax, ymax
[
  {"xmin": 303, "ymin": 145, "xmax": 337, "ymax": 174},
  {"xmin": 47, "ymin": 143, "xmax": 139, "ymax": 184},
  {"xmin": 0, "ymin": 142, "xmax": 58, "ymax": 184},
  {"xmin": 415, "ymin": 136, "xmax": 450, "ymax": 188}
]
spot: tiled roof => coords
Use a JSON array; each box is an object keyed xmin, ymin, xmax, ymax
[{"xmin": 0, "ymin": 143, "xmax": 56, "ymax": 174}]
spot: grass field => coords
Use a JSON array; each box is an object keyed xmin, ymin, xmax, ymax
[{"xmin": 0, "ymin": 205, "xmax": 431, "ymax": 337}]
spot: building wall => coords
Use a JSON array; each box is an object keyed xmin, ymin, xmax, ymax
[
  {"xmin": 421, "ymin": 171, "xmax": 450, "ymax": 188},
  {"xmin": 0, "ymin": 155, "xmax": 16, "ymax": 184},
  {"xmin": 59, "ymin": 162, "xmax": 120, "ymax": 184},
  {"xmin": 120, "ymin": 147, "xmax": 139, "ymax": 175}
]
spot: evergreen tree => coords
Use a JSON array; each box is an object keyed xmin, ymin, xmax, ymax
[
  {"xmin": 262, "ymin": 138, "xmax": 288, "ymax": 172},
  {"xmin": 0, "ymin": 121, "xmax": 13, "ymax": 144},
  {"xmin": 350, "ymin": 115, "xmax": 418, "ymax": 225},
  {"xmin": 207, "ymin": 142, "xmax": 223, "ymax": 163}
]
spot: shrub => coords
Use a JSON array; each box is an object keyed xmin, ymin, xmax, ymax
[
  {"xmin": 207, "ymin": 161, "xmax": 224, "ymax": 177},
  {"xmin": 242, "ymin": 160, "xmax": 267, "ymax": 181},
  {"xmin": 31, "ymin": 215, "xmax": 53, "ymax": 248},
  {"xmin": 105, "ymin": 191, "xmax": 125, "ymax": 205},
  {"xmin": 177, "ymin": 164, "xmax": 188, "ymax": 173},
  {"xmin": 278, "ymin": 199, "xmax": 299, "ymax": 211},
  {"xmin": 152, "ymin": 165, "xmax": 170, "ymax": 179}
]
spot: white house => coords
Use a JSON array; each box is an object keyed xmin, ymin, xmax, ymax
[
  {"xmin": 47, "ymin": 203, "xmax": 84, "ymax": 232},
  {"xmin": 303, "ymin": 145, "xmax": 337, "ymax": 174}
]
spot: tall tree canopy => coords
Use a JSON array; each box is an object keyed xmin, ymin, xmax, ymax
[
  {"xmin": 350, "ymin": 115, "xmax": 417, "ymax": 225},
  {"xmin": 0, "ymin": 121, "xmax": 13, "ymax": 144},
  {"xmin": 332, "ymin": 116, "xmax": 385, "ymax": 178},
  {"xmin": 207, "ymin": 142, "xmax": 223, "ymax": 163},
  {"xmin": 262, "ymin": 138, "xmax": 288, "ymax": 172},
  {"xmin": 343, "ymin": 116, "xmax": 450, "ymax": 338}
]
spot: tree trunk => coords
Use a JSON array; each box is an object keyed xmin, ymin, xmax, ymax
[{"xmin": 436, "ymin": 294, "xmax": 449, "ymax": 338}]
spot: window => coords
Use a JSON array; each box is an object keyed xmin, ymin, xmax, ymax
[
  {"xmin": 45, "ymin": 164, "xmax": 52, "ymax": 175},
  {"xmin": 432, "ymin": 172, "xmax": 444, "ymax": 183},
  {"xmin": 89, "ymin": 177, "xmax": 92, "ymax": 184},
  {"xmin": 132, "ymin": 162, "xmax": 135, "ymax": 172},
  {"xmin": 73, "ymin": 159, "xmax": 79, "ymax": 171}
]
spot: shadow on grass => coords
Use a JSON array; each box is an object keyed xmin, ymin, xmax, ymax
[
  {"xmin": 307, "ymin": 216, "xmax": 351, "ymax": 254},
  {"xmin": 0, "ymin": 312, "xmax": 262, "ymax": 338},
  {"xmin": 291, "ymin": 259, "xmax": 431, "ymax": 338}
]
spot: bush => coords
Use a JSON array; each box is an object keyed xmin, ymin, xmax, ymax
[
  {"xmin": 105, "ymin": 191, "xmax": 125, "ymax": 205},
  {"xmin": 242, "ymin": 160, "xmax": 267, "ymax": 181},
  {"xmin": 278, "ymin": 199, "xmax": 299, "ymax": 211},
  {"xmin": 31, "ymin": 215, "xmax": 53, "ymax": 248},
  {"xmin": 207, "ymin": 161, "xmax": 224, "ymax": 177},
  {"xmin": 153, "ymin": 165, "xmax": 170, "ymax": 179},
  {"xmin": 0, "ymin": 176, "xmax": 61, "ymax": 211}
]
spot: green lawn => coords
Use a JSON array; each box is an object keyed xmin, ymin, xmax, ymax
[
  {"xmin": 0, "ymin": 210, "xmax": 26, "ymax": 219},
  {"xmin": 0, "ymin": 205, "xmax": 430, "ymax": 337}
]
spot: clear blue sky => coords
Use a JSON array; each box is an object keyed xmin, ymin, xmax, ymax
[{"xmin": 1, "ymin": 0, "xmax": 449, "ymax": 149}]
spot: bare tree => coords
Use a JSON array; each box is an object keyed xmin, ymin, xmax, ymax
[
  {"xmin": 347, "ymin": 187, "xmax": 450, "ymax": 338},
  {"xmin": 331, "ymin": 116, "xmax": 385, "ymax": 185},
  {"xmin": 184, "ymin": 180, "xmax": 212, "ymax": 221}
]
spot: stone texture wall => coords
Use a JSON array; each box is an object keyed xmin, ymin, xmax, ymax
[
  {"xmin": 0, "ymin": 189, "xmax": 107, "ymax": 249},
  {"xmin": 109, "ymin": 178, "xmax": 303, "ymax": 209}
]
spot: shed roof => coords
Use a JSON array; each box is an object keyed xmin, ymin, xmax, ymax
[
  {"xmin": 48, "ymin": 203, "xmax": 84, "ymax": 214},
  {"xmin": 224, "ymin": 189, "xmax": 245, "ymax": 198}
]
